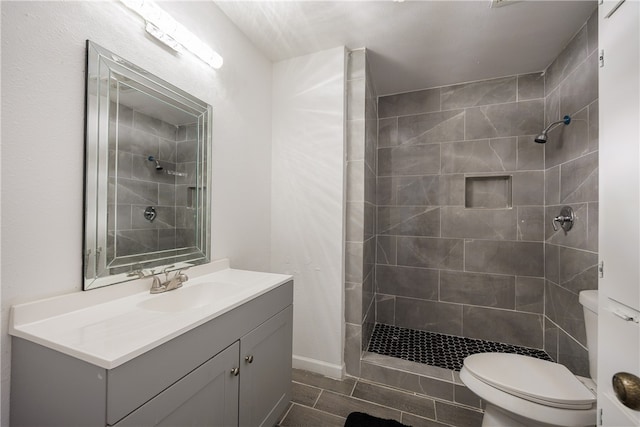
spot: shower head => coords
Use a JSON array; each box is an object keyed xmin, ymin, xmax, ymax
[
  {"xmin": 147, "ymin": 155, "xmax": 163, "ymax": 170},
  {"xmin": 534, "ymin": 115, "xmax": 571, "ymax": 144}
]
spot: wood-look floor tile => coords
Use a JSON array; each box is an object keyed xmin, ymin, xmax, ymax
[
  {"xmin": 402, "ymin": 413, "xmax": 453, "ymax": 427},
  {"xmin": 352, "ymin": 381, "xmax": 436, "ymax": 420},
  {"xmin": 279, "ymin": 403, "xmax": 345, "ymax": 427},
  {"xmin": 315, "ymin": 390, "xmax": 401, "ymax": 421},
  {"xmin": 435, "ymin": 401, "xmax": 483, "ymax": 427},
  {"xmin": 292, "ymin": 368, "xmax": 356, "ymax": 395},
  {"xmin": 292, "ymin": 381, "xmax": 322, "ymax": 407}
]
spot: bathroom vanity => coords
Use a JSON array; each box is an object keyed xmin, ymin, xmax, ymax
[{"xmin": 9, "ymin": 261, "xmax": 293, "ymax": 427}]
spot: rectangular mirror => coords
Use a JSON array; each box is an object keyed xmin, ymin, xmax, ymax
[{"xmin": 84, "ymin": 41, "xmax": 212, "ymax": 290}]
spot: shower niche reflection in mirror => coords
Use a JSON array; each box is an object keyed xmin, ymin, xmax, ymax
[{"xmin": 84, "ymin": 41, "xmax": 212, "ymax": 290}]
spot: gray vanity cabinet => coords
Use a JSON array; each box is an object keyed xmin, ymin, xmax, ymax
[
  {"xmin": 239, "ymin": 305, "xmax": 293, "ymax": 427},
  {"xmin": 115, "ymin": 342, "xmax": 240, "ymax": 427},
  {"xmin": 10, "ymin": 280, "xmax": 293, "ymax": 427},
  {"xmin": 114, "ymin": 305, "xmax": 293, "ymax": 427}
]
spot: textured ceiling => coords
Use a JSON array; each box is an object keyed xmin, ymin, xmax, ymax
[{"xmin": 216, "ymin": 0, "xmax": 597, "ymax": 95}]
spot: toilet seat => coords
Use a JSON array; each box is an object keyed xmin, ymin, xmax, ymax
[{"xmin": 463, "ymin": 353, "xmax": 596, "ymax": 410}]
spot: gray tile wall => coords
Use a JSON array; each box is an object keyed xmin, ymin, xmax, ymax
[
  {"xmin": 345, "ymin": 49, "xmax": 378, "ymax": 377},
  {"xmin": 107, "ymin": 104, "xmax": 198, "ymax": 265},
  {"xmin": 375, "ymin": 72, "xmax": 546, "ymax": 350},
  {"xmin": 371, "ymin": 9, "xmax": 598, "ymax": 377},
  {"xmin": 543, "ymin": 10, "xmax": 598, "ymax": 377}
]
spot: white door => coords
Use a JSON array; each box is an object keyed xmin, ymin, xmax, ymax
[{"xmin": 598, "ymin": 0, "xmax": 640, "ymax": 425}]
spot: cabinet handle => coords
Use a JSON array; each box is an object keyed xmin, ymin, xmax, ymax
[
  {"xmin": 612, "ymin": 372, "xmax": 640, "ymax": 410},
  {"xmin": 245, "ymin": 355, "xmax": 254, "ymax": 364},
  {"xmin": 230, "ymin": 367, "xmax": 240, "ymax": 376}
]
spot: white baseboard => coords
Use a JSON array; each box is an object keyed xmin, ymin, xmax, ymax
[{"xmin": 292, "ymin": 354, "xmax": 345, "ymax": 379}]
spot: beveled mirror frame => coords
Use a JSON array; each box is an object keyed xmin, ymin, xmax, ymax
[{"xmin": 84, "ymin": 41, "xmax": 212, "ymax": 290}]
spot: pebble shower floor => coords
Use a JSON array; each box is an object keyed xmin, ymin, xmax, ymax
[{"xmin": 367, "ymin": 323, "xmax": 553, "ymax": 371}]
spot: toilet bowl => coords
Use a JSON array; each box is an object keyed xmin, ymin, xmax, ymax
[{"xmin": 460, "ymin": 290, "xmax": 599, "ymax": 427}]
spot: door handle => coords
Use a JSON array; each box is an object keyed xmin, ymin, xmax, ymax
[{"xmin": 612, "ymin": 372, "xmax": 640, "ymax": 410}]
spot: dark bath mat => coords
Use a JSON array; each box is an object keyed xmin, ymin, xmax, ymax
[{"xmin": 344, "ymin": 412, "xmax": 411, "ymax": 427}]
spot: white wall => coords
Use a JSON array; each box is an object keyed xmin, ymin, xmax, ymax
[
  {"xmin": 0, "ymin": 2, "xmax": 272, "ymax": 423},
  {"xmin": 271, "ymin": 47, "xmax": 346, "ymax": 378}
]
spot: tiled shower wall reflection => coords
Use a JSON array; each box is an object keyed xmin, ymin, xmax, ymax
[
  {"xmin": 345, "ymin": 49, "xmax": 378, "ymax": 377},
  {"xmin": 374, "ymin": 72, "xmax": 547, "ymax": 351},
  {"xmin": 543, "ymin": 11, "xmax": 599, "ymax": 377},
  {"xmin": 108, "ymin": 104, "xmax": 198, "ymax": 263}
]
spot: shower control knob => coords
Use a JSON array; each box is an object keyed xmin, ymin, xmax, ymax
[
  {"xmin": 552, "ymin": 206, "xmax": 575, "ymax": 232},
  {"xmin": 612, "ymin": 372, "xmax": 640, "ymax": 410}
]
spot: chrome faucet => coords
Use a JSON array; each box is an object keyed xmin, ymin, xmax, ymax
[
  {"xmin": 164, "ymin": 268, "xmax": 189, "ymax": 291},
  {"xmin": 149, "ymin": 266, "xmax": 189, "ymax": 294},
  {"xmin": 149, "ymin": 269, "xmax": 166, "ymax": 294}
]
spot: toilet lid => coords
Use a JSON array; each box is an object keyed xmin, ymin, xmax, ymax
[{"xmin": 463, "ymin": 353, "xmax": 596, "ymax": 409}]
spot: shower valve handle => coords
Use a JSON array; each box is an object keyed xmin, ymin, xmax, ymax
[{"xmin": 552, "ymin": 206, "xmax": 575, "ymax": 232}]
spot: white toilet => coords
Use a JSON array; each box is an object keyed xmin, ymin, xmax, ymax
[{"xmin": 460, "ymin": 290, "xmax": 598, "ymax": 427}]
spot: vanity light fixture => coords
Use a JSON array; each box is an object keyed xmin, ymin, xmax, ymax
[{"xmin": 120, "ymin": 0, "xmax": 223, "ymax": 69}]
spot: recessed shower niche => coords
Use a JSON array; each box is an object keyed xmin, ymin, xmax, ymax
[
  {"xmin": 84, "ymin": 41, "xmax": 212, "ymax": 290},
  {"xmin": 464, "ymin": 175, "xmax": 513, "ymax": 209}
]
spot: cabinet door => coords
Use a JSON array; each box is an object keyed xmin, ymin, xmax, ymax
[
  {"xmin": 239, "ymin": 306, "xmax": 293, "ymax": 427},
  {"xmin": 114, "ymin": 342, "xmax": 240, "ymax": 427}
]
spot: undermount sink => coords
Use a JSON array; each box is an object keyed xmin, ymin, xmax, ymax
[{"xmin": 137, "ymin": 282, "xmax": 220, "ymax": 313}]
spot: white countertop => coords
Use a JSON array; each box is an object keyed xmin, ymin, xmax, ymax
[{"xmin": 9, "ymin": 260, "xmax": 292, "ymax": 369}]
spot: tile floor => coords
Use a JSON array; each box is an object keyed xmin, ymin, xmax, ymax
[
  {"xmin": 368, "ymin": 323, "xmax": 552, "ymax": 371},
  {"xmin": 278, "ymin": 368, "xmax": 484, "ymax": 427}
]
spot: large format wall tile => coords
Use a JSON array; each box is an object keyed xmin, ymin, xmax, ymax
[
  {"xmin": 376, "ymin": 265, "xmax": 439, "ymax": 300},
  {"xmin": 517, "ymin": 206, "xmax": 544, "ymax": 241},
  {"xmin": 441, "ymin": 138, "xmax": 516, "ymax": 173},
  {"xmin": 440, "ymin": 271, "xmax": 515, "ymax": 309},
  {"xmin": 377, "ymin": 206, "xmax": 440, "ymax": 236},
  {"xmin": 441, "ymin": 207, "xmax": 516, "ymax": 240},
  {"xmin": 396, "ymin": 175, "xmax": 441, "ymax": 206},
  {"xmin": 465, "ymin": 240, "xmax": 543, "ymax": 277},
  {"xmin": 512, "ymin": 171, "xmax": 544, "ymax": 206},
  {"xmin": 545, "ymin": 24, "xmax": 588, "ymax": 95},
  {"xmin": 376, "ymin": 235, "xmax": 397, "ymax": 265},
  {"xmin": 441, "ymin": 76, "xmax": 516, "ymax": 110},
  {"xmin": 545, "ymin": 108, "xmax": 590, "ymax": 168},
  {"xmin": 397, "ymin": 110, "xmax": 464, "ymax": 145},
  {"xmin": 378, "ymin": 88, "xmax": 440, "ymax": 118},
  {"xmin": 378, "ymin": 144, "xmax": 441, "ymax": 176},
  {"xmin": 462, "ymin": 306, "xmax": 543, "ymax": 348},
  {"xmin": 518, "ymin": 73, "xmax": 544, "ymax": 101},
  {"xmin": 560, "ymin": 152, "xmax": 598, "ymax": 203},
  {"xmin": 560, "ymin": 52, "xmax": 598, "ymax": 117},
  {"xmin": 465, "ymin": 100, "xmax": 543, "ymax": 140},
  {"xmin": 369, "ymin": 64, "xmax": 567, "ymax": 360},
  {"xmin": 378, "ymin": 117, "xmax": 398, "ymax": 148},
  {"xmin": 517, "ymin": 136, "xmax": 544, "ymax": 171},
  {"xmin": 558, "ymin": 246, "xmax": 598, "ymax": 294},
  {"xmin": 395, "ymin": 297, "xmax": 463, "ymax": 336},
  {"xmin": 545, "ymin": 281, "xmax": 587, "ymax": 346},
  {"xmin": 515, "ymin": 277, "xmax": 545, "ymax": 314},
  {"xmin": 557, "ymin": 329, "xmax": 589, "ymax": 377},
  {"xmin": 377, "ymin": 176, "xmax": 441, "ymax": 207},
  {"xmin": 397, "ymin": 237, "xmax": 464, "ymax": 270}
]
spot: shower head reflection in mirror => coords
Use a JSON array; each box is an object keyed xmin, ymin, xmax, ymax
[{"xmin": 84, "ymin": 41, "xmax": 212, "ymax": 290}]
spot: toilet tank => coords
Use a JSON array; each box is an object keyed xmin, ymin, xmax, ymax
[{"xmin": 579, "ymin": 290, "xmax": 598, "ymax": 383}]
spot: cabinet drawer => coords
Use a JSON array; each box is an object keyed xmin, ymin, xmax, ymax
[
  {"xmin": 113, "ymin": 342, "xmax": 240, "ymax": 427},
  {"xmin": 107, "ymin": 280, "xmax": 293, "ymax": 424}
]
